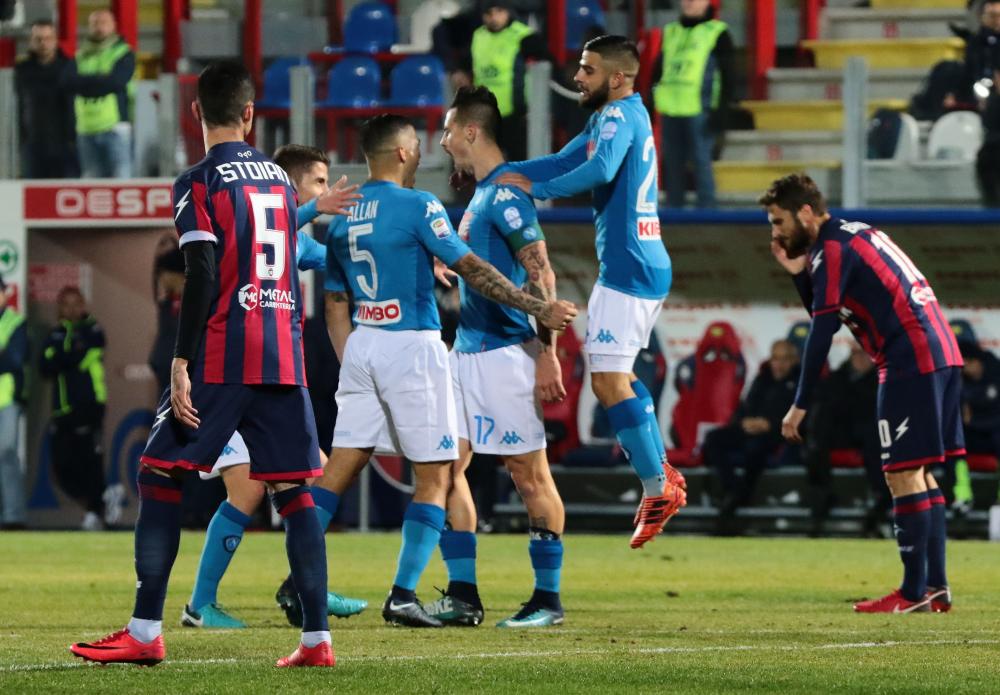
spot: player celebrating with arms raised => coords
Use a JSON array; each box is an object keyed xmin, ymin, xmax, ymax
[
  {"xmin": 763, "ymin": 174, "xmax": 962, "ymax": 614},
  {"xmin": 70, "ymin": 61, "xmax": 334, "ymax": 667},
  {"xmin": 497, "ymin": 35, "xmax": 686, "ymax": 548},
  {"xmin": 427, "ymin": 86, "xmax": 567, "ymax": 628}
]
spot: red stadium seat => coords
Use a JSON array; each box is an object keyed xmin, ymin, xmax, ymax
[
  {"xmin": 829, "ymin": 448, "xmax": 865, "ymax": 468},
  {"xmin": 669, "ymin": 321, "xmax": 746, "ymax": 465},
  {"xmin": 966, "ymin": 453, "xmax": 999, "ymax": 473},
  {"xmin": 543, "ymin": 325, "xmax": 584, "ymax": 463}
]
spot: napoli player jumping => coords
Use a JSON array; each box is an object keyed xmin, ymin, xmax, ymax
[
  {"xmin": 181, "ymin": 144, "xmax": 368, "ymax": 630},
  {"xmin": 497, "ymin": 35, "xmax": 686, "ymax": 548},
  {"xmin": 425, "ymin": 86, "xmax": 567, "ymax": 628},
  {"xmin": 320, "ymin": 114, "xmax": 576, "ymax": 628},
  {"xmin": 70, "ymin": 62, "xmax": 335, "ymax": 667},
  {"xmin": 763, "ymin": 174, "xmax": 963, "ymax": 614}
]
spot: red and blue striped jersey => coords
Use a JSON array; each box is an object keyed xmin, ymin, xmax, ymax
[
  {"xmin": 172, "ymin": 141, "xmax": 305, "ymax": 386},
  {"xmin": 806, "ymin": 217, "xmax": 962, "ymax": 382}
]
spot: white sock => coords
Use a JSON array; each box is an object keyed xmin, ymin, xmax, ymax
[
  {"xmin": 127, "ymin": 617, "xmax": 162, "ymax": 644},
  {"xmin": 640, "ymin": 473, "xmax": 666, "ymax": 498},
  {"xmin": 301, "ymin": 630, "xmax": 332, "ymax": 648}
]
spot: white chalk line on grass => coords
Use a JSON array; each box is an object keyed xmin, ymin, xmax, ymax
[{"xmin": 4, "ymin": 639, "xmax": 998, "ymax": 672}]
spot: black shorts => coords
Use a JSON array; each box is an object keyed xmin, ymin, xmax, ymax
[
  {"xmin": 877, "ymin": 367, "xmax": 965, "ymax": 472},
  {"xmin": 140, "ymin": 382, "xmax": 321, "ymax": 481}
]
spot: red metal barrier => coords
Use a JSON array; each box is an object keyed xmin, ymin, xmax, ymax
[
  {"xmin": 162, "ymin": 0, "xmax": 188, "ymax": 73},
  {"xmin": 243, "ymin": 0, "xmax": 262, "ymax": 93},
  {"xmin": 58, "ymin": 0, "xmax": 77, "ymax": 56},
  {"xmin": 748, "ymin": 0, "xmax": 776, "ymax": 100},
  {"xmin": 111, "ymin": 0, "xmax": 138, "ymax": 49}
]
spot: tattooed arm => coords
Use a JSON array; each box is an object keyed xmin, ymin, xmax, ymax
[
  {"xmin": 450, "ymin": 252, "xmax": 577, "ymax": 331},
  {"xmin": 324, "ymin": 290, "xmax": 353, "ymax": 363},
  {"xmin": 517, "ymin": 240, "xmax": 566, "ymax": 402}
]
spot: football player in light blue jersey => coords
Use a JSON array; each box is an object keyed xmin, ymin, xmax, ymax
[
  {"xmin": 181, "ymin": 145, "xmax": 370, "ymax": 631},
  {"xmin": 315, "ymin": 114, "xmax": 576, "ymax": 627},
  {"xmin": 421, "ymin": 86, "xmax": 568, "ymax": 629},
  {"xmin": 498, "ymin": 35, "xmax": 686, "ymax": 549}
]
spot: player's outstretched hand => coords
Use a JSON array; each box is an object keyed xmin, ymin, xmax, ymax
[
  {"xmin": 170, "ymin": 357, "xmax": 200, "ymax": 429},
  {"xmin": 434, "ymin": 257, "xmax": 459, "ymax": 288},
  {"xmin": 539, "ymin": 300, "xmax": 577, "ymax": 331},
  {"xmin": 770, "ymin": 239, "xmax": 808, "ymax": 275},
  {"xmin": 495, "ymin": 172, "xmax": 532, "ymax": 195},
  {"xmin": 781, "ymin": 405, "xmax": 806, "ymax": 444},
  {"xmin": 535, "ymin": 349, "xmax": 566, "ymax": 403},
  {"xmin": 315, "ymin": 175, "xmax": 363, "ymax": 216}
]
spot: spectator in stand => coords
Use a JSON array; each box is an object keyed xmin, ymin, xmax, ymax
[
  {"xmin": 963, "ymin": 1, "xmax": 1000, "ymax": 100},
  {"xmin": 703, "ymin": 339, "xmax": 800, "ymax": 534},
  {"xmin": 802, "ymin": 343, "xmax": 889, "ymax": 537},
  {"xmin": 976, "ymin": 68, "xmax": 1000, "ymax": 206},
  {"xmin": 149, "ymin": 234, "xmax": 184, "ymax": 395},
  {"xmin": 959, "ymin": 340, "xmax": 1000, "ymax": 461},
  {"xmin": 449, "ymin": 2, "xmax": 550, "ymax": 161},
  {"xmin": 0, "ymin": 275, "xmax": 28, "ymax": 529},
  {"xmin": 68, "ymin": 10, "xmax": 136, "ymax": 178},
  {"xmin": 14, "ymin": 19, "xmax": 80, "ymax": 179},
  {"xmin": 39, "ymin": 287, "xmax": 109, "ymax": 530},
  {"xmin": 651, "ymin": 0, "xmax": 735, "ymax": 209}
]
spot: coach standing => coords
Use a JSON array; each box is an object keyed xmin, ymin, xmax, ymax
[{"xmin": 68, "ymin": 9, "xmax": 135, "ymax": 178}]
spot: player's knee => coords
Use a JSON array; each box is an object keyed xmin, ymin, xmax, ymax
[
  {"xmin": 590, "ymin": 371, "xmax": 631, "ymax": 406},
  {"xmin": 508, "ymin": 461, "xmax": 548, "ymax": 501},
  {"xmin": 414, "ymin": 461, "xmax": 452, "ymax": 494}
]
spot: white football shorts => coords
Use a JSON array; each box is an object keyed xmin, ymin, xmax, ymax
[
  {"xmin": 198, "ymin": 431, "xmax": 251, "ymax": 481},
  {"xmin": 585, "ymin": 283, "xmax": 664, "ymax": 373}
]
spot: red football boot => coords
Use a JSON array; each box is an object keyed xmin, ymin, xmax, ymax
[
  {"xmin": 663, "ymin": 461, "xmax": 687, "ymax": 491},
  {"xmin": 630, "ymin": 481, "xmax": 687, "ymax": 549},
  {"xmin": 276, "ymin": 641, "xmax": 335, "ymax": 667},
  {"xmin": 70, "ymin": 628, "xmax": 165, "ymax": 666},
  {"xmin": 926, "ymin": 586, "xmax": 952, "ymax": 613},
  {"xmin": 853, "ymin": 589, "xmax": 931, "ymax": 614}
]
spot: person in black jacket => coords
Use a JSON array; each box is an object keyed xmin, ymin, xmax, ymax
[
  {"xmin": 960, "ymin": 341, "xmax": 1000, "ymax": 459},
  {"xmin": 39, "ymin": 286, "xmax": 108, "ymax": 530},
  {"xmin": 14, "ymin": 19, "xmax": 79, "ymax": 179},
  {"xmin": 703, "ymin": 339, "xmax": 800, "ymax": 531}
]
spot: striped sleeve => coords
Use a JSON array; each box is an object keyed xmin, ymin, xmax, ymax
[
  {"xmin": 809, "ymin": 240, "xmax": 851, "ymax": 316},
  {"xmin": 173, "ymin": 170, "xmax": 217, "ymax": 247}
]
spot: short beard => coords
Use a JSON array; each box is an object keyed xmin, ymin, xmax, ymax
[
  {"xmin": 580, "ymin": 81, "xmax": 610, "ymax": 110},
  {"xmin": 783, "ymin": 218, "xmax": 813, "ymax": 259}
]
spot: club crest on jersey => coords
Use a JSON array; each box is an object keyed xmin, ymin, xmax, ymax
[
  {"xmin": 430, "ymin": 217, "xmax": 451, "ymax": 238},
  {"xmin": 425, "ymin": 200, "xmax": 445, "ymax": 217},
  {"xmin": 600, "ymin": 121, "xmax": 618, "ymax": 140},
  {"xmin": 910, "ymin": 285, "xmax": 937, "ymax": 306},
  {"xmin": 238, "ymin": 284, "xmax": 258, "ymax": 310},
  {"xmin": 637, "ymin": 217, "xmax": 661, "ymax": 240},
  {"xmin": 355, "ymin": 299, "xmax": 402, "ymax": 326},
  {"xmin": 458, "ymin": 211, "xmax": 474, "ymax": 241},
  {"xmin": 503, "ymin": 206, "xmax": 523, "ymax": 230},
  {"xmin": 493, "ymin": 187, "xmax": 517, "ymax": 204}
]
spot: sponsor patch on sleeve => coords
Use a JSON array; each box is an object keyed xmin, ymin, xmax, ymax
[
  {"xmin": 503, "ymin": 206, "xmax": 523, "ymax": 230},
  {"xmin": 600, "ymin": 121, "xmax": 618, "ymax": 141},
  {"xmin": 431, "ymin": 217, "xmax": 451, "ymax": 238},
  {"xmin": 637, "ymin": 216, "xmax": 661, "ymax": 240}
]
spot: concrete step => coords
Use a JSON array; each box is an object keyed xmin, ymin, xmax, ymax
[
  {"xmin": 824, "ymin": 8, "xmax": 966, "ymax": 40},
  {"xmin": 714, "ymin": 161, "xmax": 840, "ymax": 194},
  {"xmin": 722, "ymin": 130, "xmax": 845, "ymax": 162},
  {"xmin": 740, "ymin": 98, "xmax": 908, "ymax": 131},
  {"xmin": 872, "ymin": 0, "xmax": 964, "ymax": 8},
  {"xmin": 801, "ymin": 37, "xmax": 964, "ymax": 70},
  {"xmin": 768, "ymin": 67, "xmax": 926, "ymax": 101}
]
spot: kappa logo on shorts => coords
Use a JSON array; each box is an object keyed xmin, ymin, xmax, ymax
[
  {"xmin": 436, "ymin": 435, "xmax": 456, "ymax": 451},
  {"xmin": 593, "ymin": 329, "xmax": 618, "ymax": 344},
  {"xmin": 500, "ymin": 431, "xmax": 525, "ymax": 445},
  {"xmin": 221, "ymin": 445, "xmax": 238, "ymax": 456},
  {"xmin": 222, "ymin": 535, "xmax": 242, "ymax": 553}
]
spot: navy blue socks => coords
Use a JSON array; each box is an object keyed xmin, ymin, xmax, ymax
[
  {"xmin": 271, "ymin": 486, "xmax": 329, "ymax": 633},
  {"xmin": 132, "ymin": 471, "xmax": 184, "ymax": 627},
  {"xmin": 893, "ymin": 491, "xmax": 931, "ymax": 601},
  {"xmin": 926, "ymin": 488, "xmax": 948, "ymax": 588}
]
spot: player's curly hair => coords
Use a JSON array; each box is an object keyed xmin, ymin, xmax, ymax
[
  {"xmin": 450, "ymin": 86, "xmax": 502, "ymax": 144},
  {"xmin": 758, "ymin": 173, "xmax": 828, "ymax": 215}
]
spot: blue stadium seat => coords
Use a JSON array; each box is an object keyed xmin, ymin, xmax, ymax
[
  {"xmin": 321, "ymin": 56, "xmax": 381, "ymax": 108},
  {"xmin": 387, "ymin": 55, "xmax": 444, "ymax": 107},
  {"xmin": 256, "ymin": 56, "xmax": 311, "ymax": 110},
  {"xmin": 344, "ymin": 1, "xmax": 398, "ymax": 54},
  {"xmin": 566, "ymin": 0, "xmax": 606, "ymax": 50}
]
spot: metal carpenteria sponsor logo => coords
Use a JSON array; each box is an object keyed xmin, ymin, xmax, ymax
[
  {"xmin": 355, "ymin": 299, "xmax": 402, "ymax": 326},
  {"xmin": 238, "ymin": 284, "xmax": 296, "ymax": 311},
  {"xmin": 638, "ymin": 217, "xmax": 661, "ymax": 240}
]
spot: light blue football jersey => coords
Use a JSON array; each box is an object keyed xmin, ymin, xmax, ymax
[
  {"xmin": 508, "ymin": 93, "xmax": 672, "ymax": 300},
  {"xmin": 454, "ymin": 164, "xmax": 540, "ymax": 353},
  {"xmin": 324, "ymin": 180, "xmax": 471, "ymax": 330}
]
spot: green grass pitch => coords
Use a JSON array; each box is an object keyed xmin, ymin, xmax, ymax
[{"xmin": 1, "ymin": 531, "xmax": 998, "ymax": 693}]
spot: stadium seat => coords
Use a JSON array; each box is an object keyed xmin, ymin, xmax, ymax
[
  {"xmin": 895, "ymin": 113, "xmax": 921, "ymax": 161},
  {"xmin": 387, "ymin": 55, "xmax": 445, "ymax": 107},
  {"xmin": 966, "ymin": 453, "xmax": 999, "ymax": 473},
  {"xmin": 668, "ymin": 321, "xmax": 746, "ymax": 466},
  {"xmin": 543, "ymin": 325, "xmax": 585, "ymax": 463},
  {"xmin": 320, "ymin": 56, "xmax": 381, "ymax": 108},
  {"xmin": 829, "ymin": 449, "xmax": 865, "ymax": 468},
  {"xmin": 927, "ymin": 111, "xmax": 983, "ymax": 161},
  {"xmin": 256, "ymin": 56, "xmax": 311, "ymax": 111},
  {"xmin": 566, "ymin": 0, "xmax": 606, "ymax": 50},
  {"xmin": 344, "ymin": 1, "xmax": 398, "ymax": 54},
  {"xmin": 407, "ymin": 0, "xmax": 461, "ymax": 52}
]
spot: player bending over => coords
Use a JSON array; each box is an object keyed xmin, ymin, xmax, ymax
[
  {"xmin": 423, "ymin": 86, "xmax": 567, "ymax": 628},
  {"xmin": 497, "ymin": 35, "xmax": 686, "ymax": 548},
  {"xmin": 319, "ymin": 114, "xmax": 576, "ymax": 628},
  {"xmin": 763, "ymin": 173, "xmax": 961, "ymax": 614},
  {"xmin": 181, "ymin": 144, "xmax": 368, "ymax": 630},
  {"xmin": 71, "ymin": 61, "xmax": 335, "ymax": 667}
]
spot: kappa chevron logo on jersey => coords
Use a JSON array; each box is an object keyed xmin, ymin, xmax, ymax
[
  {"xmin": 604, "ymin": 105, "xmax": 624, "ymax": 120},
  {"xmin": 811, "ymin": 250, "xmax": 824, "ymax": 274},
  {"xmin": 500, "ymin": 431, "xmax": 525, "ymax": 445},
  {"xmin": 493, "ymin": 187, "xmax": 517, "ymax": 203},
  {"xmin": 174, "ymin": 189, "xmax": 191, "ymax": 220},
  {"xmin": 425, "ymin": 200, "xmax": 445, "ymax": 217},
  {"xmin": 436, "ymin": 435, "xmax": 455, "ymax": 451}
]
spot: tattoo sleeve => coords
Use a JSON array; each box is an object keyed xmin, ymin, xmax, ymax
[
  {"xmin": 517, "ymin": 240, "xmax": 558, "ymax": 351},
  {"xmin": 324, "ymin": 290, "xmax": 353, "ymax": 363},
  {"xmin": 451, "ymin": 253, "xmax": 548, "ymax": 318}
]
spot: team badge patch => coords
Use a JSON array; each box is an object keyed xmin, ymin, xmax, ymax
[
  {"xmin": 431, "ymin": 217, "xmax": 450, "ymax": 238},
  {"xmin": 503, "ymin": 206, "xmax": 523, "ymax": 230}
]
